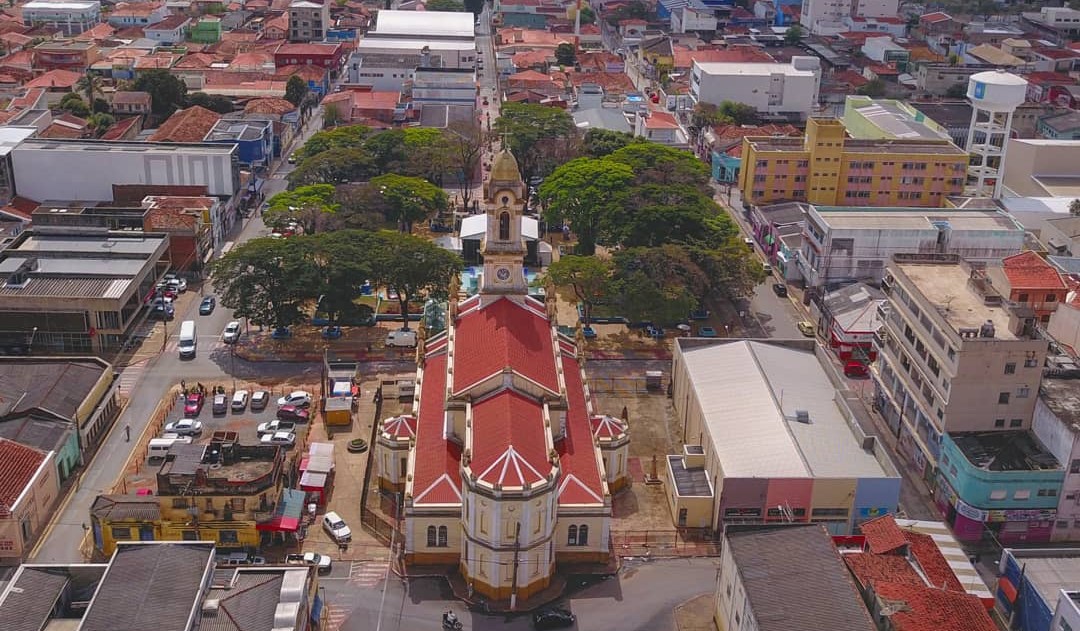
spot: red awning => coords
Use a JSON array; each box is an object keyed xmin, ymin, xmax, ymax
[
  {"xmin": 256, "ymin": 488, "xmax": 306, "ymax": 532},
  {"xmin": 999, "ymin": 577, "xmax": 1018, "ymax": 603}
]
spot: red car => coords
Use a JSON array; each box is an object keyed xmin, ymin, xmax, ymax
[
  {"xmin": 184, "ymin": 392, "xmax": 205, "ymax": 415},
  {"xmin": 276, "ymin": 405, "xmax": 310, "ymax": 423},
  {"xmin": 843, "ymin": 361, "xmax": 869, "ymax": 379}
]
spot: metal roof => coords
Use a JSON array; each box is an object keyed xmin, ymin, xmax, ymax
[
  {"xmin": 371, "ymin": 9, "xmax": 475, "ymax": 39},
  {"xmin": 678, "ymin": 340, "xmax": 895, "ymax": 479},
  {"xmin": 0, "ymin": 567, "xmax": 72, "ymax": 631},
  {"xmin": 13, "ymin": 234, "xmax": 166, "ymax": 256}
]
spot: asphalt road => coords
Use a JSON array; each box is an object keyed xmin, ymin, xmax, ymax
[
  {"xmin": 30, "ymin": 116, "xmax": 324, "ymax": 564},
  {"xmin": 320, "ymin": 557, "xmax": 719, "ymax": 631}
]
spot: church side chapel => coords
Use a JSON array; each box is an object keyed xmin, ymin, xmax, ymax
[{"xmin": 374, "ymin": 148, "xmax": 631, "ymax": 605}]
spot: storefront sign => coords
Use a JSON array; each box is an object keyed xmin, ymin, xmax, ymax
[
  {"xmin": 986, "ymin": 509, "xmax": 1057, "ymax": 523},
  {"xmin": 937, "ymin": 475, "xmax": 989, "ymax": 522},
  {"xmin": 858, "ymin": 507, "xmax": 891, "ymax": 519}
]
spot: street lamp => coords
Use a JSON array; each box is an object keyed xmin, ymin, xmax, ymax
[{"xmin": 26, "ymin": 326, "xmax": 37, "ymax": 354}]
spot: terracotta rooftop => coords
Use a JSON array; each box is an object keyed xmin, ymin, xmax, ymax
[
  {"xmin": 411, "ymin": 353, "xmax": 463, "ymax": 506},
  {"xmin": 111, "ymin": 1, "xmax": 166, "ymax": 16},
  {"xmin": 1025, "ymin": 71, "xmax": 1075, "ymax": 84},
  {"xmin": 452, "ymin": 296, "xmax": 560, "ymax": 394},
  {"xmin": 674, "ymin": 46, "xmax": 773, "ymax": 68},
  {"xmin": 174, "ymin": 52, "xmax": 223, "ymax": 69},
  {"xmin": 1002, "ymin": 251, "xmax": 1067, "ymax": 290},
  {"xmin": 99, "ymin": 115, "xmax": 142, "ymax": 140},
  {"xmin": 244, "ymin": 97, "xmax": 296, "ymax": 115},
  {"xmin": 860, "ymin": 515, "xmax": 908, "ymax": 554},
  {"xmin": 844, "ymin": 552, "xmax": 925, "ymax": 588},
  {"xmin": 872, "ymin": 582, "xmax": 997, "ymax": 631},
  {"xmin": 644, "ymin": 110, "xmax": 678, "ymax": 129},
  {"xmin": 112, "ymin": 90, "xmax": 151, "ymax": 105},
  {"xmin": 920, "ymin": 11, "xmax": 953, "ymax": 23},
  {"xmin": 273, "ymin": 64, "xmax": 327, "ymax": 81},
  {"xmin": 274, "ymin": 42, "xmax": 342, "ymax": 56},
  {"xmin": 148, "ymin": 105, "xmax": 221, "ymax": 142},
  {"xmin": 25, "ymin": 69, "xmax": 80, "ymax": 89},
  {"xmin": 1035, "ymin": 47, "xmax": 1080, "ymax": 60},
  {"xmin": 0, "ymin": 438, "xmax": 46, "ymax": 512},
  {"xmin": 469, "ymin": 390, "xmax": 551, "ymax": 488}
]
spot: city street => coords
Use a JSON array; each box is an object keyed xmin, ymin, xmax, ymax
[
  {"xmin": 319, "ymin": 557, "xmax": 719, "ymax": 631},
  {"xmin": 30, "ymin": 115, "xmax": 324, "ymax": 564}
]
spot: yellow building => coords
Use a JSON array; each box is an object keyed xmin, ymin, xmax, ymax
[
  {"xmin": 738, "ymin": 118, "xmax": 969, "ymax": 207},
  {"xmin": 91, "ymin": 440, "xmax": 290, "ymax": 559}
]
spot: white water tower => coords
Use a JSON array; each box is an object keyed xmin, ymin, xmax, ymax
[{"xmin": 965, "ymin": 70, "xmax": 1027, "ymax": 198}]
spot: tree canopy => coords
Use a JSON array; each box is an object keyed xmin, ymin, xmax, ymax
[
  {"xmin": 266, "ymin": 184, "xmax": 339, "ymax": 234},
  {"xmin": 494, "ymin": 102, "xmax": 578, "ymax": 184},
  {"xmin": 368, "ymin": 231, "xmax": 463, "ymax": 329},
  {"xmin": 555, "ymin": 42, "xmax": 577, "ymax": 66},
  {"xmin": 208, "ymin": 237, "xmax": 316, "ymax": 330},
  {"xmin": 369, "ymin": 173, "xmax": 448, "ymax": 232},
  {"xmin": 545, "ymin": 255, "xmax": 612, "ymax": 325},
  {"xmin": 582, "ymin": 128, "xmax": 643, "ymax": 158},
  {"xmin": 285, "ymin": 75, "xmax": 310, "ymax": 106},
  {"xmin": 297, "ymin": 125, "xmax": 370, "ymax": 161},
  {"xmin": 426, "ymin": 0, "xmax": 465, "ymax": 9},
  {"xmin": 134, "ymin": 69, "xmax": 187, "ymax": 119},
  {"xmin": 538, "ymin": 157, "xmax": 634, "ymax": 255},
  {"xmin": 186, "ymin": 91, "xmax": 235, "ymax": 114}
]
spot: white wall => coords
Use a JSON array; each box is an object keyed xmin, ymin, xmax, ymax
[
  {"xmin": 856, "ymin": 0, "xmax": 899, "ymax": 19},
  {"xmin": 691, "ymin": 62, "xmax": 818, "ymax": 117},
  {"xmin": 714, "ymin": 539, "xmax": 758, "ymax": 631},
  {"xmin": 12, "ymin": 142, "xmax": 240, "ymax": 202},
  {"xmin": 1049, "ymin": 304, "xmax": 1080, "ymax": 356},
  {"xmin": 1033, "ymin": 396, "xmax": 1080, "ymax": 541},
  {"xmin": 1051, "ymin": 589, "xmax": 1080, "ymax": 631}
]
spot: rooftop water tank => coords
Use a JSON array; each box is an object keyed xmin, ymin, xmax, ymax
[{"xmin": 966, "ymin": 70, "xmax": 1027, "ymax": 112}]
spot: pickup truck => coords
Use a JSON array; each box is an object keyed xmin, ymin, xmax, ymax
[
  {"xmin": 286, "ymin": 552, "xmax": 332, "ymax": 573},
  {"xmin": 257, "ymin": 419, "xmax": 296, "ymax": 436}
]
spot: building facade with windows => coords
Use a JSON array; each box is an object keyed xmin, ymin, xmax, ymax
[
  {"xmin": 288, "ymin": 0, "xmax": 329, "ymax": 43},
  {"xmin": 872, "ymin": 256, "xmax": 1053, "ymax": 540},
  {"xmin": 738, "ymin": 118, "xmax": 969, "ymax": 208},
  {"xmin": 797, "ymin": 205, "xmax": 1026, "ymax": 289},
  {"xmin": 22, "ymin": 0, "xmax": 101, "ymax": 36},
  {"xmin": 1033, "ymin": 373, "xmax": 1080, "ymax": 542},
  {"xmin": 0, "ymin": 438, "xmax": 58, "ymax": 564}
]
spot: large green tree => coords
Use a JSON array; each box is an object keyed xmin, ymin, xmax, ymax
[
  {"xmin": 285, "ymin": 75, "xmax": 309, "ymax": 106},
  {"xmin": 447, "ymin": 118, "xmax": 486, "ymax": 208},
  {"xmin": 555, "ymin": 42, "xmax": 577, "ymax": 66},
  {"xmin": 266, "ymin": 184, "xmax": 339, "ymax": 234},
  {"xmin": 610, "ymin": 245, "xmax": 709, "ymax": 326},
  {"xmin": 305, "ymin": 230, "xmax": 377, "ymax": 324},
  {"xmin": 186, "ymin": 91, "xmax": 235, "ymax": 114},
  {"xmin": 208, "ymin": 237, "xmax": 316, "ymax": 330},
  {"xmin": 602, "ymin": 184, "xmax": 735, "ymax": 248},
  {"xmin": 403, "ymin": 127, "xmax": 452, "ymax": 186},
  {"xmin": 370, "ymin": 231, "xmax": 463, "ymax": 330},
  {"xmin": 369, "ymin": 173, "xmax": 448, "ymax": 233},
  {"xmin": 134, "ymin": 69, "xmax": 187, "ymax": 119},
  {"xmin": 545, "ymin": 255, "xmax": 612, "ymax": 325},
  {"xmin": 607, "ymin": 142, "xmax": 710, "ymax": 189},
  {"xmin": 287, "ymin": 147, "xmax": 376, "ymax": 187},
  {"xmin": 538, "ymin": 157, "xmax": 635, "ymax": 254},
  {"xmin": 297, "ymin": 125, "xmax": 369, "ymax": 161},
  {"xmin": 494, "ymin": 102, "xmax": 578, "ymax": 184},
  {"xmin": 426, "ymin": 0, "xmax": 464, "ymax": 9},
  {"xmin": 582, "ymin": 128, "xmax": 642, "ymax": 158}
]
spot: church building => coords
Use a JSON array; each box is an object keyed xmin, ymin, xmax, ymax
[{"xmin": 374, "ymin": 148, "xmax": 631, "ymax": 605}]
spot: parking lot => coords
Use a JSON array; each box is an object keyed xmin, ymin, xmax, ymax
[{"xmin": 160, "ymin": 384, "xmax": 314, "ymax": 447}]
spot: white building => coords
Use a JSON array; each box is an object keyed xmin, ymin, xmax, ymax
[
  {"xmin": 669, "ymin": 0, "xmax": 717, "ymax": 34},
  {"xmin": 22, "ymin": 0, "xmax": 101, "ymax": 36},
  {"xmin": 798, "ymin": 206, "xmax": 1026, "ymax": 288},
  {"xmin": 690, "ymin": 58, "xmax": 820, "ymax": 120},
  {"xmin": 412, "ymin": 68, "xmax": 477, "ymax": 106},
  {"xmin": 11, "ymin": 139, "xmax": 241, "ymax": 203},
  {"xmin": 144, "ymin": 14, "xmax": 191, "ymax": 46},
  {"xmin": 800, "ymin": 0, "xmax": 899, "ymax": 35},
  {"xmin": 1033, "ymin": 374, "xmax": 1080, "ymax": 542},
  {"xmin": 346, "ymin": 10, "xmax": 476, "ymax": 90}
]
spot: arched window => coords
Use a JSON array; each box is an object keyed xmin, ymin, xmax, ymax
[
  {"xmin": 437, "ymin": 525, "xmax": 448, "ymax": 547},
  {"xmin": 578, "ymin": 525, "xmax": 589, "ymax": 546},
  {"xmin": 499, "ymin": 212, "xmax": 510, "ymax": 241},
  {"xmin": 427, "ymin": 525, "xmax": 437, "ymax": 547},
  {"xmin": 567, "ymin": 525, "xmax": 578, "ymax": 546}
]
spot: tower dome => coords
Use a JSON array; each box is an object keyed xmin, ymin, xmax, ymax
[{"xmin": 490, "ymin": 147, "xmax": 521, "ymax": 184}]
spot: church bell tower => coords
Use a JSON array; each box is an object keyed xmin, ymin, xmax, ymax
[{"xmin": 478, "ymin": 147, "xmax": 528, "ymax": 302}]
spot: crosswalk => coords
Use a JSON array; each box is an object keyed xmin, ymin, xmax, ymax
[
  {"xmin": 323, "ymin": 603, "xmax": 349, "ymax": 631},
  {"xmin": 117, "ymin": 357, "xmax": 150, "ymax": 400},
  {"xmin": 163, "ymin": 336, "xmax": 227, "ymax": 354},
  {"xmin": 348, "ymin": 559, "xmax": 389, "ymax": 588}
]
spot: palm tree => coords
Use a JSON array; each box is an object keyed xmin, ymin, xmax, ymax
[{"xmin": 75, "ymin": 70, "xmax": 104, "ymax": 108}]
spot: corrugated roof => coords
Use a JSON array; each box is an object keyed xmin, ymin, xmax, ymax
[
  {"xmin": 0, "ymin": 567, "xmax": 72, "ymax": 631},
  {"xmin": 0, "ymin": 359, "xmax": 107, "ymax": 421},
  {"xmin": 80, "ymin": 543, "xmax": 214, "ymax": 631},
  {"xmin": 725, "ymin": 525, "xmax": 877, "ymax": 631},
  {"xmin": 90, "ymin": 494, "xmax": 162, "ymax": 522}
]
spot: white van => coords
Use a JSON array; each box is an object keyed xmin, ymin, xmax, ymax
[
  {"xmin": 178, "ymin": 320, "xmax": 197, "ymax": 358},
  {"xmin": 386, "ymin": 329, "xmax": 417, "ymax": 348},
  {"xmin": 148, "ymin": 435, "xmax": 192, "ymax": 461}
]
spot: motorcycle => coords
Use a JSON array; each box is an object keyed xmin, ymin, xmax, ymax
[{"xmin": 442, "ymin": 613, "xmax": 463, "ymax": 630}]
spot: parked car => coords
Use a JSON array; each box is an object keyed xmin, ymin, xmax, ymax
[
  {"xmin": 581, "ymin": 325, "xmax": 596, "ymax": 339},
  {"xmin": 257, "ymin": 419, "xmax": 296, "ymax": 435},
  {"xmin": 772, "ymin": 283, "xmax": 788, "ymax": 298},
  {"xmin": 322, "ymin": 511, "xmax": 352, "ymax": 543},
  {"xmin": 271, "ymin": 327, "xmax": 292, "ymax": 339},
  {"xmin": 251, "ymin": 390, "xmax": 270, "ymax": 411},
  {"xmin": 167, "ymin": 277, "xmax": 187, "ymax": 292},
  {"xmin": 150, "ymin": 304, "xmax": 175, "ymax": 321},
  {"xmin": 164, "ymin": 418, "xmax": 203, "ymax": 436},
  {"xmin": 222, "ymin": 321, "xmax": 241, "ymax": 344},
  {"xmin": 285, "ymin": 552, "xmax": 331, "ymax": 573},
  {"xmin": 199, "ymin": 296, "xmax": 216, "ymax": 315},
  {"xmin": 276, "ymin": 405, "xmax": 310, "ymax": 423},
  {"xmin": 762, "ymin": 262, "xmax": 773, "ymax": 274},
  {"xmin": 844, "ymin": 361, "xmax": 869, "ymax": 378},
  {"xmin": 287, "ymin": 152, "xmax": 299, "ymax": 165},
  {"xmin": 183, "ymin": 393, "xmax": 204, "ymax": 415},
  {"xmin": 532, "ymin": 606, "xmax": 576, "ymax": 630},
  {"xmin": 277, "ymin": 391, "xmax": 312, "ymax": 408},
  {"xmin": 386, "ymin": 328, "xmax": 417, "ymax": 348},
  {"xmin": 212, "ymin": 393, "xmax": 228, "ymax": 415},
  {"xmin": 231, "ymin": 390, "xmax": 249, "ymax": 412},
  {"xmin": 797, "ymin": 321, "xmax": 816, "ymax": 337},
  {"xmin": 644, "ymin": 324, "xmax": 664, "ymax": 339},
  {"xmin": 697, "ymin": 326, "xmax": 717, "ymax": 338},
  {"xmin": 261, "ymin": 431, "xmax": 296, "ymax": 447},
  {"xmin": 743, "ymin": 237, "xmax": 754, "ymax": 249}
]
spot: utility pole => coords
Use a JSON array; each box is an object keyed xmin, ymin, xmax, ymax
[{"xmin": 509, "ymin": 521, "xmax": 521, "ymax": 610}]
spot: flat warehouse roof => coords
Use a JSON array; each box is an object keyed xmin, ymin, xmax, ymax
[
  {"xmin": 356, "ymin": 39, "xmax": 475, "ymax": 51},
  {"xmin": 15, "ymin": 139, "xmax": 236, "ymax": 154},
  {"xmin": 679, "ymin": 340, "xmax": 894, "ymax": 479},
  {"xmin": 13, "ymin": 234, "xmax": 166, "ymax": 256},
  {"xmin": 694, "ymin": 61, "xmax": 816, "ymax": 77},
  {"xmin": 813, "ymin": 208, "xmax": 1021, "ymax": 231},
  {"xmin": 23, "ymin": 0, "xmax": 99, "ymax": 8},
  {"xmin": 372, "ymin": 9, "xmax": 475, "ymax": 38}
]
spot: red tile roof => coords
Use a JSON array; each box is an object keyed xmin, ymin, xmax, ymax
[
  {"xmin": 381, "ymin": 414, "xmax": 416, "ymax": 440},
  {"xmin": 1024, "ymin": 71, "xmax": 1075, "ymax": 85},
  {"xmin": 644, "ymin": 111, "xmax": 679, "ymax": 129},
  {"xmin": 1003, "ymin": 251, "xmax": 1067, "ymax": 291},
  {"xmin": 872, "ymin": 582, "xmax": 997, "ymax": 631},
  {"xmin": 470, "ymin": 390, "xmax": 551, "ymax": 488},
  {"xmin": 844, "ymin": 552, "xmax": 925, "ymax": 588},
  {"xmin": 411, "ymin": 353, "xmax": 463, "ymax": 505},
  {"xmin": 673, "ymin": 45, "xmax": 773, "ymax": 69},
  {"xmin": 244, "ymin": 97, "xmax": 296, "ymax": 115},
  {"xmin": 0, "ymin": 438, "xmax": 46, "ymax": 512},
  {"xmin": 147, "ymin": 14, "xmax": 191, "ymax": 31},
  {"xmin": 559, "ymin": 355, "xmax": 606, "ymax": 505},
  {"xmin": 99, "ymin": 115, "xmax": 142, "ymax": 140},
  {"xmin": 831, "ymin": 69, "xmax": 870, "ymax": 87},
  {"xmin": 590, "ymin": 414, "xmax": 627, "ymax": 440},
  {"xmin": 920, "ymin": 11, "xmax": 953, "ymax": 23},
  {"xmin": 903, "ymin": 530, "xmax": 963, "ymax": 592},
  {"xmin": 275, "ymin": 42, "xmax": 342, "ymax": 56},
  {"xmin": 1035, "ymin": 47, "xmax": 1080, "ymax": 60},
  {"xmin": 860, "ymin": 515, "xmax": 908, "ymax": 554},
  {"xmin": 25, "ymin": 69, "xmax": 80, "ymax": 89},
  {"xmin": 452, "ymin": 297, "xmax": 560, "ymax": 394},
  {"xmin": 148, "ymin": 105, "xmax": 221, "ymax": 142}
]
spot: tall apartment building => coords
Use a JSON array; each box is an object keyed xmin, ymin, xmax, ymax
[
  {"xmin": 22, "ymin": 0, "xmax": 101, "ymax": 36},
  {"xmin": 800, "ymin": 0, "xmax": 899, "ymax": 35},
  {"xmin": 872, "ymin": 256, "xmax": 1057, "ymax": 543},
  {"xmin": 289, "ymin": 0, "xmax": 329, "ymax": 42},
  {"xmin": 738, "ymin": 118, "xmax": 969, "ymax": 208}
]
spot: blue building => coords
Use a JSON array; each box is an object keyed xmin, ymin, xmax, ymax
[
  {"xmin": 326, "ymin": 26, "xmax": 357, "ymax": 42},
  {"xmin": 937, "ymin": 431, "xmax": 1063, "ymax": 545},
  {"xmin": 710, "ymin": 148, "xmax": 741, "ymax": 183},
  {"xmin": 997, "ymin": 548, "xmax": 1080, "ymax": 631},
  {"xmin": 203, "ymin": 119, "xmax": 273, "ymax": 167}
]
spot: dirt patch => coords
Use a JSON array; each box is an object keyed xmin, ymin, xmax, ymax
[{"xmin": 674, "ymin": 593, "xmax": 715, "ymax": 631}]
